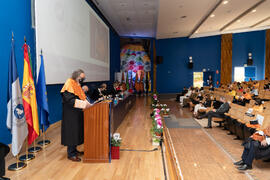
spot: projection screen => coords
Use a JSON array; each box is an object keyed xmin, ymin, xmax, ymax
[{"xmin": 35, "ymin": 0, "xmax": 110, "ymax": 84}]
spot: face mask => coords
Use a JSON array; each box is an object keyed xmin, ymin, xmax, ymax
[{"xmin": 79, "ymin": 78, "xmax": 85, "ymax": 84}]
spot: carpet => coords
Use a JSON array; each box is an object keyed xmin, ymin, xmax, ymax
[{"xmin": 164, "ymin": 115, "xmax": 201, "ymax": 129}]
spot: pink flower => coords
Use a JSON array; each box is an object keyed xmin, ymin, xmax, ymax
[{"xmin": 157, "ymin": 119, "xmax": 162, "ymax": 126}]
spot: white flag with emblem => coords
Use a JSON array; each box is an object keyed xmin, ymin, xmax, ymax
[{"xmin": 6, "ymin": 38, "xmax": 28, "ymax": 156}]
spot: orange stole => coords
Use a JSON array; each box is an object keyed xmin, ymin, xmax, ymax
[{"xmin": 61, "ymin": 78, "xmax": 86, "ymax": 100}]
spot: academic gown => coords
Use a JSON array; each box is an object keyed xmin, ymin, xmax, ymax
[
  {"xmin": 0, "ymin": 143, "xmax": 10, "ymax": 176},
  {"xmin": 61, "ymin": 91, "xmax": 84, "ymax": 146},
  {"xmin": 91, "ymin": 88, "xmax": 102, "ymax": 101}
]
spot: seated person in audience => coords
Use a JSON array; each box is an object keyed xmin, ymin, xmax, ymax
[
  {"xmin": 198, "ymin": 96, "xmax": 230, "ymax": 128},
  {"xmin": 82, "ymin": 85, "xmax": 95, "ymax": 104},
  {"xmin": 251, "ymin": 87, "xmax": 259, "ymax": 97},
  {"xmin": 234, "ymin": 125, "xmax": 270, "ymax": 170},
  {"xmin": 228, "ymin": 88, "xmax": 236, "ymax": 97},
  {"xmin": 238, "ymin": 86, "xmax": 244, "ymax": 92},
  {"xmin": 253, "ymin": 99, "xmax": 264, "ymax": 113},
  {"xmin": 0, "ymin": 142, "xmax": 10, "ymax": 180},
  {"xmin": 189, "ymin": 93, "xmax": 200, "ymax": 111},
  {"xmin": 264, "ymin": 82, "xmax": 270, "ymax": 90},
  {"xmin": 209, "ymin": 84, "xmax": 214, "ymax": 91},
  {"xmin": 176, "ymin": 87, "xmax": 188, "ymax": 101},
  {"xmin": 110, "ymin": 81, "xmax": 121, "ymax": 97},
  {"xmin": 193, "ymin": 96, "xmax": 211, "ymax": 118},
  {"xmin": 233, "ymin": 95, "xmax": 246, "ymax": 106},
  {"xmin": 180, "ymin": 87, "xmax": 192, "ymax": 105},
  {"xmin": 243, "ymin": 89, "xmax": 252, "ymax": 101},
  {"xmin": 91, "ymin": 83, "xmax": 107, "ymax": 101}
]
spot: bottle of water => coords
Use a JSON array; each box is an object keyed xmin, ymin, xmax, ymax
[{"xmin": 114, "ymin": 98, "xmax": 118, "ymax": 105}]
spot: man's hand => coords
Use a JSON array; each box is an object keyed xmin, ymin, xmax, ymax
[
  {"xmin": 212, "ymin": 109, "xmax": 216, "ymax": 112},
  {"xmin": 261, "ymin": 140, "xmax": 268, "ymax": 146}
]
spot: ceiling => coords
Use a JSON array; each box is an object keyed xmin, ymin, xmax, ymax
[{"xmin": 93, "ymin": 0, "xmax": 270, "ymax": 39}]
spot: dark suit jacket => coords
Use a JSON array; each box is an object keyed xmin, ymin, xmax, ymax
[
  {"xmin": 216, "ymin": 102, "xmax": 230, "ymax": 114},
  {"xmin": 0, "ymin": 143, "xmax": 10, "ymax": 176},
  {"xmin": 90, "ymin": 88, "xmax": 103, "ymax": 101}
]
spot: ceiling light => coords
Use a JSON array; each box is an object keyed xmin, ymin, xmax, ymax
[
  {"xmin": 223, "ymin": 1, "xmax": 228, "ymax": 5},
  {"xmin": 195, "ymin": 31, "xmax": 198, "ymax": 33},
  {"xmin": 237, "ymin": 19, "xmax": 241, "ymax": 22},
  {"xmin": 210, "ymin": 14, "xmax": 215, "ymax": 18},
  {"xmin": 252, "ymin": 9, "xmax": 256, "ymax": 13}
]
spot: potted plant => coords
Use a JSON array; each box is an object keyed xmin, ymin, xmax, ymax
[
  {"xmin": 111, "ymin": 133, "xmax": 121, "ymax": 159},
  {"xmin": 154, "ymin": 126, "xmax": 163, "ymax": 137}
]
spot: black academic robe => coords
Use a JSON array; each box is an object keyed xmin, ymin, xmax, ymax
[
  {"xmin": 0, "ymin": 143, "xmax": 10, "ymax": 177},
  {"xmin": 91, "ymin": 88, "xmax": 102, "ymax": 101},
  {"xmin": 61, "ymin": 91, "xmax": 84, "ymax": 146}
]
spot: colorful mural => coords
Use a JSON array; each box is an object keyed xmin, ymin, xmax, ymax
[{"xmin": 120, "ymin": 44, "xmax": 151, "ymax": 93}]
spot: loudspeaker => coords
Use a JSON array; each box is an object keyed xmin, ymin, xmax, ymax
[
  {"xmin": 188, "ymin": 62, "xmax": 193, "ymax": 69},
  {"xmin": 247, "ymin": 58, "xmax": 253, "ymax": 66},
  {"xmin": 156, "ymin": 56, "xmax": 163, "ymax": 64}
]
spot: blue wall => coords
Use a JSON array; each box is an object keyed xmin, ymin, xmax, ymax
[
  {"xmin": 0, "ymin": 0, "xmax": 35, "ymax": 144},
  {"xmin": 0, "ymin": 1, "xmax": 120, "ymax": 144},
  {"xmin": 156, "ymin": 36, "xmax": 221, "ymax": 93},
  {"xmin": 232, "ymin": 30, "xmax": 265, "ymax": 80}
]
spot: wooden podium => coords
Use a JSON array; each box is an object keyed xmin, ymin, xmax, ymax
[{"xmin": 83, "ymin": 102, "xmax": 110, "ymax": 163}]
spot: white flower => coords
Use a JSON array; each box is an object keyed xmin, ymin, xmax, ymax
[{"xmin": 113, "ymin": 133, "xmax": 121, "ymax": 141}]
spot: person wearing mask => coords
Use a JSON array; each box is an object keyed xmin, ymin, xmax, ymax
[
  {"xmin": 110, "ymin": 81, "xmax": 121, "ymax": 97},
  {"xmin": 234, "ymin": 125, "xmax": 270, "ymax": 170},
  {"xmin": 228, "ymin": 88, "xmax": 236, "ymax": 97},
  {"xmin": 91, "ymin": 83, "xmax": 107, "ymax": 101},
  {"xmin": 198, "ymin": 97, "xmax": 230, "ymax": 128},
  {"xmin": 60, "ymin": 69, "xmax": 91, "ymax": 162}
]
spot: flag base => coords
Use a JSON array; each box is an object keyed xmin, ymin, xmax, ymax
[
  {"xmin": 37, "ymin": 140, "xmax": 51, "ymax": 146},
  {"xmin": 28, "ymin": 146, "xmax": 42, "ymax": 153},
  {"xmin": 19, "ymin": 154, "xmax": 35, "ymax": 162},
  {"xmin": 8, "ymin": 162, "xmax": 27, "ymax": 171}
]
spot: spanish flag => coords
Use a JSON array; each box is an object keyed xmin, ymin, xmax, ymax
[{"xmin": 22, "ymin": 43, "xmax": 39, "ymax": 145}]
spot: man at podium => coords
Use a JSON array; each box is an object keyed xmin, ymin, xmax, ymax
[{"xmin": 61, "ymin": 69, "xmax": 91, "ymax": 162}]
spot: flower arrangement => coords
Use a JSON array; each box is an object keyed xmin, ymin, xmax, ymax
[
  {"xmin": 150, "ymin": 94, "xmax": 163, "ymax": 146},
  {"xmin": 111, "ymin": 133, "xmax": 121, "ymax": 159},
  {"xmin": 111, "ymin": 133, "xmax": 121, "ymax": 147}
]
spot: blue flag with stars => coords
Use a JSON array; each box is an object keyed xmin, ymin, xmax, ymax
[{"xmin": 36, "ymin": 53, "xmax": 50, "ymax": 131}]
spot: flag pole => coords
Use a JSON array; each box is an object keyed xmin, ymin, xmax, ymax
[
  {"xmin": 29, "ymin": 139, "xmax": 42, "ymax": 153},
  {"xmin": 38, "ymin": 126, "xmax": 51, "ymax": 147},
  {"xmin": 8, "ymin": 155, "xmax": 27, "ymax": 171},
  {"xmin": 19, "ymin": 138, "xmax": 35, "ymax": 162}
]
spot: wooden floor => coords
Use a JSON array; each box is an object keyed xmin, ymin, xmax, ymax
[
  {"xmin": 5, "ymin": 97, "xmax": 164, "ymax": 180},
  {"xmin": 161, "ymin": 97, "xmax": 270, "ymax": 180},
  {"xmin": 6, "ymin": 96, "xmax": 270, "ymax": 180}
]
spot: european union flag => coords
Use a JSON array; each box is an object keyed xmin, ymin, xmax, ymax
[{"xmin": 36, "ymin": 52, "xmax": 50, "ymax": 131}]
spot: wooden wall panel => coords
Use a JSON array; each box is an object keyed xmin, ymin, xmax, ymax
[
  {"xmin": 265, "ymin": 29, "xmax": 270, "ymax": 79},
  {"xmin": 220, "ymin": 34, "xmax": 233, "ymax": 85}
]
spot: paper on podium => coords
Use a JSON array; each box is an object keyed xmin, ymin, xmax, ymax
[{"xmin": 74, "ymin": 99, "xmax": 91, "ymax": 109}]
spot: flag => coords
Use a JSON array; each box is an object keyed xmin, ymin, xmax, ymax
[
  {"xmin": 126, "ymin": 71, "xmax": 129, "ymax": 90},
  {"xmin": 28, "ymin": 46, "xmax": 35, "ymax": 81},
  {"xmin": 22, "ymin": 43, "xmax": 39, "ymax": 145},
  {"xmin": 148, "ymin": 72, "xmax": 151, "ymax": 92},
  {"xmin": 36, "ymin": 53, "xmax": 50, "ymax": 132},
  {"xmin": 6, "ymin": 38, "xmax": 28, "ymax": 156}
]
